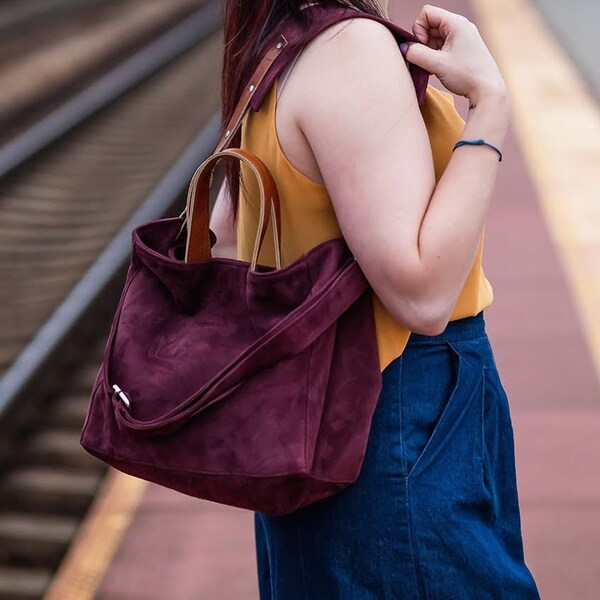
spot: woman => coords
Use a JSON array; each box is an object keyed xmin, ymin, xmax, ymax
[{"xmin": 211, "ymin": 1, "xmax": 541, "ymax": 598}]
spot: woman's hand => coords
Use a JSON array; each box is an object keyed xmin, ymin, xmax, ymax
[{"xmin": 403, "ymin": 4, "xmax": 507, "ymax": 103}]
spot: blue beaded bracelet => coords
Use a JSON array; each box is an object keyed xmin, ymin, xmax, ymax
[{"xmin": 452, "ymin": 138, "xmax": 503, "ymax": 162}]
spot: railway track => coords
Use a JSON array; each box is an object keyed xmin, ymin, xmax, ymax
[
  {"xmin": 0, "ymin": 0, "xmax": 208, "ymax": 142},
  {"xmin": 0, "ymin": 0, "xmax": 114, "ymax": 42},
  {"xmin": 0, "ymin": 1, "xmax": 224, "ymax": 597}
]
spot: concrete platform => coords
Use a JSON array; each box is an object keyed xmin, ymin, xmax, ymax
[{"xmin": 95, "ymin": 485, "xmax": 256, "ymax": 600}]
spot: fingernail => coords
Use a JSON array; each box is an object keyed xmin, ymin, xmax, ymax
[{"xmin": 399, "ymin": 42, "xmax": 409, "ymax": 55}]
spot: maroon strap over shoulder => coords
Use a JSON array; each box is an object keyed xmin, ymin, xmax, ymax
[
  {"xmin": 213, "ymin": 6, "xmax": 430, "ymax": 154},
  {"xmin": 251, "ymin": 6, "xmax": 430, "ymax": 112}
]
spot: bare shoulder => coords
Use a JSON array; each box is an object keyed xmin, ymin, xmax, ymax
[
  {"xmin": 303, "ymin": 15, "xmax": 402, "ymax": 54},
  {"xmin": 276, "ymin": 16, "xmax": 419, "ymax": 183},
  {"xmin": 289, "ymin": 16, "xmax": 418, "ymax": 124},
  {"xmin": 294, "ymin": 16, "xmax": 408, "ymax": 81},
  {"xmin": 273, "ymin": 16, "xmax": 415, "ymax": 186}
]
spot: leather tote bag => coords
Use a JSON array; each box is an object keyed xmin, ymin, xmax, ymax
[{"xmin": 80, "ymin": 6, "xmax": 428, "ymax": 515}]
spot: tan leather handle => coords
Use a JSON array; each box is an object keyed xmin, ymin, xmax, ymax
[
  {"xmin": 184, "ymin": 147, "xmax": 282, "ymax": 270},
  {"xmin": 176, "ymin": 33, "xmax": 289, "ymax": 237},
  {"xmin": 215, "ymin": 34, "xmax": 289, "ymax": 155}
]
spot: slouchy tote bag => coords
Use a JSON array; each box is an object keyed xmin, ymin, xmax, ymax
[{"xmin": 80, "ymin": 6, "xmax": 428, "ymax": 515}]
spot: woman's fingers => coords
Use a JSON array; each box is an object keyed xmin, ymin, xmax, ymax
[
  {"xmin": 412, "ymin": 4, "xmax": 468, "ymax": 48},
  {"xmin": 404, "ymin": 40, "xmax": 443, "ymax": 73},
  {"xmin": 404, "ymin": 4, "xmax": 506, "ymax": 101},
  {"xmin": 413, "ymin": 4, "xmax": 462, "ymax": 34},
  {"xmin": 411, "ymin": 18, "xmax": 430, "ymax": 45}
]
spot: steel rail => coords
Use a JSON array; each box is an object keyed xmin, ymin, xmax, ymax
[
  {"xmin": 0, "ymin": 0, "xmax": 222, "ymax": 179},
  {"xmin": 0, "ymin": 0, "xmax": 113, "ymax": 41},
  {"xmin": 0, "ymin": 0, "xmax": 224, "ymax": 414}
]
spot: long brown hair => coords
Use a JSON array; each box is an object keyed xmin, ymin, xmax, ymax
[{"xmin": 221, "ymin": 0, "xmax": 386, "ymax": 225}]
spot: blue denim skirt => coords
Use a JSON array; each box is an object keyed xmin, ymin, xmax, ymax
[{"xmin": 254, "ymin": 311, "xmax": 541, "ymax": 599}]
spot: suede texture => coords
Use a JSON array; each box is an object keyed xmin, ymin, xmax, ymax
[{"xmin": 80, "ymin": 217, "xmax": 382, "ymax": 515}]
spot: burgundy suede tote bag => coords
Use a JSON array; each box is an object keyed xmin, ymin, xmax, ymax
[{"xmin": 80, "ymin": 6, "xmax": 429, "ymax": 515}]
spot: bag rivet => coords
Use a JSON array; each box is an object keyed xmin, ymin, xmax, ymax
[
  {"xmin": 249, "ymin": 84, "xmax": 255, "ymax": 92},
  {"xmin": 112, "ymin": 384, "xmax": 131, "ymax": 408},
  {"xmin": 276, "ymin": 42, "xmax": 283, "ymax": 49},
  {"xmin": 225, "ymin": 130, "xmax": 231, "ymax": 137}
]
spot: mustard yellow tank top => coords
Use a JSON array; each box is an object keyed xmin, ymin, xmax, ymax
[{"xmin": 238, "ymin": 79, "xmax": 494, "ymax": 372}]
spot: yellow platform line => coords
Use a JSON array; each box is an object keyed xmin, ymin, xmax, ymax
[
  {"xmin": 471, "ymin": 0, "xmax": 600, "ymax": 379},
  {"xmin": 43, "ymin": 470, "xmax": 147, "ymax": 600}
]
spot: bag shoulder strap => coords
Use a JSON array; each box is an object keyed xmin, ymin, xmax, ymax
[{"xmin": 214, "ymin": 6, "xmax": 429, "ymax": 154}]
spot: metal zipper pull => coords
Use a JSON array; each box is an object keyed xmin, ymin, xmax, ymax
[{"xmin": 112, "ymin": 384, "xmax": 131, "ymax": 408}]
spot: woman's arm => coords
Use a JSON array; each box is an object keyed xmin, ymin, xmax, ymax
[
  {"xmin": 295, "ymin": 8, "xmax": 509, "ymax": 335},
  {"xmin": 209, "ymin": 179, "xmax": 237, "ymax": 259}
]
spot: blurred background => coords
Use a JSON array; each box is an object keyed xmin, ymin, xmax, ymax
[{"xmin": 0, "ymin": 0, "xmax": 598, "ymax": 598}]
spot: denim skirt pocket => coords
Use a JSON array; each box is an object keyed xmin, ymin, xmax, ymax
[
  {"xmin": 400, "ymin": 339, "xmax": 488, "ymax": 491},
  {"xmin": 479, "ymin": 349, "xmax": 526, "ymax": 540}
]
